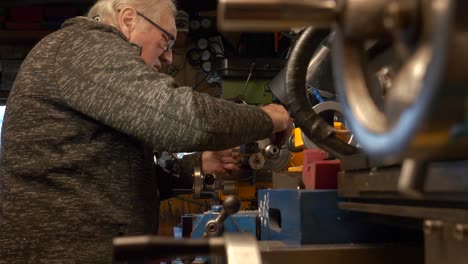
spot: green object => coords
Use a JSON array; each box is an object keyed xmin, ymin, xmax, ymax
[{"xmin": 222, "ymin": 79, "xmax": 273, "ymax": 105}]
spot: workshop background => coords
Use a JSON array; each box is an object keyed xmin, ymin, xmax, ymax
[{"xmin": 3, "ymin": 1, "xmax": 468, "ymax": 263}]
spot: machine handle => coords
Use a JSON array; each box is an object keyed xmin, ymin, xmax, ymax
[
  {"xmin": 217, "ymin": 0, "xmax": 337, "ymax": 31},
  {"xmin": 204, "ymin": 195, "xmax": 241, "ymax": 237}
]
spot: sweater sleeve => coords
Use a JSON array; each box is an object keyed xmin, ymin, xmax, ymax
[{"xmin": 53, "ymin": 23, "xmax": 273, "ymax": 152}]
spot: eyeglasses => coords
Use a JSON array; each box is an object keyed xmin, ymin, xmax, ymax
[{"xmin": 136, "ymin": 11, "xmax": 175, "ymax": 52}]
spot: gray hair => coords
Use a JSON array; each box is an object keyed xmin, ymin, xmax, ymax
[{"xmin": 88, "ymin": 0, "xmax": 177, "ymax": 27}]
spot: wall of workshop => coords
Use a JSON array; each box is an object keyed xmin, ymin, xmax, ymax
[
  {"xmin": 0, "ymin": 4, "xmax": 86, "ymax": 97},
  {"xmin": 165, "ymin": 44, "xmax": 221, "ymax": 98},
  {"xmin": 0, "ymin": 3, "xmax": 221, "ymax": 98}
]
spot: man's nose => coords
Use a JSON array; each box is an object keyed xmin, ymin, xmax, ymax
[{"xmin": 160, "ymin": 50, "xmax": 173, "ymax": 65}]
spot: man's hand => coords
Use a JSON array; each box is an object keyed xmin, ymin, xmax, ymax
[
  {"xmin": 202, "ymin": 149, "xmax": 241, "ymax": 177},
  {"xmin": 261, "ymin": 104, "xmax": 294, "ymax": 146}
]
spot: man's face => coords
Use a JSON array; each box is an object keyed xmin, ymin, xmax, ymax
[{"xmin": 130, "ymin": 9, "xmax": 177, "ymax": 71}]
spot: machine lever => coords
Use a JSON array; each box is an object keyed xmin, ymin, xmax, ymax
[{"xmin": 203, "ymin": 195, "xmax": 241, "ymax": 238}]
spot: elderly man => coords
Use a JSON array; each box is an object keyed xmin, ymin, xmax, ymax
[{"xmin": 0, "ymin": 0, "xmax": 291, "ymax": 262}]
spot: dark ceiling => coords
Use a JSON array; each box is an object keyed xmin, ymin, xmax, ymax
[{"xmin": 0, "ymin": 0, "xmax": 218, "ymax": 12}]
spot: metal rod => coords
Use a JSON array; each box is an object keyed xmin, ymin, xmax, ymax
[
  {"xmin": 398, "ymin": 159, "xmax": 427, "ymax": 199},
  {"xmin": 240, "ymin": 62, "xmax": 256, "ymax": 103},
  {"xmin": 217, "ymin": 0, "xmax": 337, "ymax": 31}
]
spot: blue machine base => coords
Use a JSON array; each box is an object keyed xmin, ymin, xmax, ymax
[
  {"xmin": 188, "ymin": 210, "xmax": 258, "ymax": 239},
  {"xmin": 258, "ymin": 189, "xmax": 416, "ymax": 245}
]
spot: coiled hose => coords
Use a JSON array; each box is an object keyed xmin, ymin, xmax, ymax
[{"xmin": 286, "ymin": 27, "xmax": 359, "ymax": 159}]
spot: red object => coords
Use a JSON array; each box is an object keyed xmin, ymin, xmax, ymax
[
  {"xmin": 302, "ymin": 149, "xmax": 341, "ymax": 190},
  {"xmin": 9, "ymin": 5, "xmax": 44, "ymax": 22}
]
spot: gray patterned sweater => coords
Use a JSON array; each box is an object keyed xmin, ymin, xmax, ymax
[{"xmin": 0, "ymin": 17, "xmax": 272, "ymax": 263}]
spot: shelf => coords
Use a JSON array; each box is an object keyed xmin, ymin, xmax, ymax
[
  {"xmin": 0, "ymin": 30, "xmax": 54, "ymax": 44},
  {"xmin": 0, "ymin": 90, "xmax": 10, "ymax": 102}
]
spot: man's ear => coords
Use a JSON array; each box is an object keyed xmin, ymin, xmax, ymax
[{"xmin": 117, "ymin": 7, "xmax": 137, "ymax": 39}]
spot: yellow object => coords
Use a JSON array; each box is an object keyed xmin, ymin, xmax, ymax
[
  {"xmin": 288, "ymin": 123, "xmax": 350, "ymax": 173},
  {"xmin": 294, "ymin": 127, "xmax": 305, "ymax": 149},
  {"xmin": 284, "ymin": 127, "xmax": 304, "ymax": 172},
  {"xmin": 288, "ymin": 165, "xmax": 303, "ymax": 172},
  {"xmin": 334, "ymin": 122, "xmax": 350, "ymax": 142},
  {"xmin": 294, "ymin": 122, "xmax": 350, "ymax": 148}
]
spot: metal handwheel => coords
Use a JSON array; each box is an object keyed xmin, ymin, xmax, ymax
[{"xmin": 333, "ymin": 0, "xmax": 468, "ymax": 162}]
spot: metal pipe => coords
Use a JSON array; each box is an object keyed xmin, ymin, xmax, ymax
[{"xmin": 217, "ymin": 0, "xmax": 337, "ymax": 31}]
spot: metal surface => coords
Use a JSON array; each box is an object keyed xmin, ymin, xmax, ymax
[
  {"xmin": 222, "ymin": 180, "xmax": 238, "ymax": 195},
  {"xmin": 339, "ymin": 202, "xmax": 468, "ymax": 222},
  {"xmin": 255, "ymin": 139, "xmax": 291, "ymax": 171},
  {"xmin": 339, "ymin": 0, "xmax": 389, "ymax": 39},
  {"xmin": 193, "ymin": 166, "xmax": 204, "ymax": 198},
  {"xmin": 302, "ymin": 101, "xmax": 340, "ymax": 149},
  {"xmin": 264, "ymin": 146, "xmax": 291, "ymax": 171},
  {"xmin": 258, "ymin": 189, "xmax": 415, "ymax": 245},
  {"xmin": 190, "ymin": 210, "xmax": 258, "ymax": 239},
  {"xmin": 305, "ymin": 37, "xmax": 335, "ymax": 98},
  {"xmin": 338, "ymin": 160, "xmax": 468, "ymax": 201},
  {"xmin": 264, "ymin": 145, "xmax": 279, "ymax": 159},
  {"xmin": 424, "ymin": 220, "xmax": 468, "ymax": 264},
  {"xmin": 272, "ymin": 171, "xmax": 303, "ymax": 189},
  {"xmin": 192, "ymin": 167, "xmax": 220, "ymax": 199},
  {"xmin": 259, "ymin": 241, "xmax": 423, "ymax": 264},
  {"xmin": 338, "ymin": 159, "xmax": 468, "ymax": 264},
  {"xmin": 302, "ymin": 101, "xmax": 358, "ymax": 149},
  {"xmin": 398, "ymin": 158, "xmax": 428, "ymax": 198},
  {"xmin": 335, "ymin": 188, "xmax": 468, "ymax": 264},
  {"xmin": 338, "ymin": 202, "xmax": 468, "ymax": 264},
  {"xmin": 217, "ymin": 0, "xmax": 337, "ymax": 31},
  {"xmin": 204, "ymin": 196, "xmax": 242, "ymax": 237},
  {"xmin": 224, "ymin": 233, "xmax": 261, "ymax": 264}
]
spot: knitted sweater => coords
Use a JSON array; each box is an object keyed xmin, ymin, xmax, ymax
[{"xmin": 0, "ymin": 17, "xmax": 272, "ymax": 263}]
